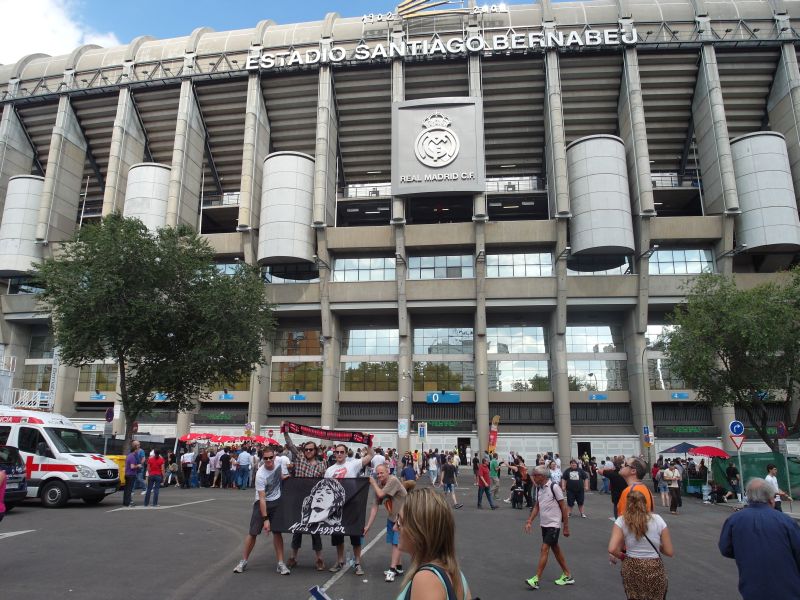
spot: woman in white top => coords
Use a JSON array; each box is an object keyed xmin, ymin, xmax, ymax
[{"xmin": 608, "ymin": 490, "xmax": 674, "ymax": 600}]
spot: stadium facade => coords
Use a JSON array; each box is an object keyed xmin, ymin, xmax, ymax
[{"xmin": 1, "ymin": 0, "xmax": 800, "ymax": 460}]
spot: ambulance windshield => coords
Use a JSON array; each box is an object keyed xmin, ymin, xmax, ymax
[{"xmin": 45, "ymin": 428, "xmax": 96, "ymax": 453}]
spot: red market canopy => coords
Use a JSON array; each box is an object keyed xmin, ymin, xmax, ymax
[
  {"xmin": 179, "ymin": 433, "xmax": 278, "ymax": 445},
  {"xmin": 689, "ymin": 446, "xmax": 730, "ymax": 460}
]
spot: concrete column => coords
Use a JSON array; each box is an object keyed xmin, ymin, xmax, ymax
[
  {"xmin": 239, "ymin": 73, "xmax": 270, "ymax": 245},
  {"xmin": 618, "ymin": 46, "xmax": 656, "ymax": 216},
  {"xmin": 102, "ymin": 87, "xmax": 146, "ymax": 216},
  {"xmin": 396, "ymin": 225, "xmax": 413, "ymax": 454},
  {"xmin": 712, "ymin": 405, "xmax": 738, "ymax": 454},
  {"xmin": 692, "ymin": 44, "xmax": 740, "ymax": 215},
  {"xmin": 544, "ymin": 48, "xmax": 570, "ymax": 218},
  {"xmin": 52, "ymin": 364, "xmax": 79, "ymax": 417},
  {"xmin": 166, "ymin": 80, "xmax": 205, "ymax": 228},
  {"xmin": 312, "ymin": 61, "xmax": 338, "ymax": 228},
  {"xmin": 0, "ymin": 106, "xmax": 35, "ymax": 218},
  {"xmin": 474, "ymin": 225, "xmax": 489, "ymax": 452},
  {"xmin": 625, "ymin": 314, "xmax": 654, "ymax": 464},
  {"xmin": 715, "ymin": 216, "xmax": 736, "ymax": 276},
  {"xmin": 320, "ymin": 314, "xmax": 340, "ymax": 430},
  {"xmin": 552, "ymin": 220, "xmax": 571, "ymax": 459},
  {"xmin": 5, "ymin": 324, "xmax": 32, "ymax": 390},
  {"xmin": 36, "ymin": 96, "xmax": 86, "ymax": 243},
  {"xmin": 176, "ymin": 410, "xmax": 193, "ymax": 439},
  {"xmin": 250, "ymin": 343, "xmax": 272, "ymax": 433},
  {"xmin": 768, "ymin": 43, "xmax": 800, "ymax": 204}
]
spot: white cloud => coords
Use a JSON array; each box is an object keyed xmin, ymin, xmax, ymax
[{"xmin": 0, "ymin": 0, "xmax": 121, "ymax": 66}]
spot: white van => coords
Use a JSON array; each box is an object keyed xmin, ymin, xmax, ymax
[{"xmin": 0, "ymin": 407, "xmax": 120, "ymax": 507}]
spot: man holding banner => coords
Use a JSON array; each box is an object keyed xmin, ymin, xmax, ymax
[{"xmin": 325, "ymin": 442, "xmax": 374, "ymax": 575}]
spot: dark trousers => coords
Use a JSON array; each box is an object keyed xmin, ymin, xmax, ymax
[
  {"xmin": 292, "ymin": 532, "xmax": 323, "ymax": 552},
  {"xmin": 669, "ymin": 487, "xmax": 680, "ymax": 512},
  {"xmin": 181, "ymin": 465, "xmax": 192, "ymax": 488},
  {"xmin": 123, "ymin": 475, "xmax": 136, "ymax": 506},
  {"xmin": 221, "ymin": 469, "xmax": 232, "ymax": 488},
  {"xmin": 523, "ymin": 481, "xmax": 533, "ymax": 508}
]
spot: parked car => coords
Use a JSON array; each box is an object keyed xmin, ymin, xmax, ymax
[{"xmin": 0, "ymin": 445, "xmax": 27, "ymax": 510}]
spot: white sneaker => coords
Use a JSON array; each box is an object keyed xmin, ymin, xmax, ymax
[
  {"xmin": 277, "ymin": 562, "xmax": 291, "ymax": 575},
  {"xmin": 233, "ymin": 560, "xmax": 247, "ymax": 573}
]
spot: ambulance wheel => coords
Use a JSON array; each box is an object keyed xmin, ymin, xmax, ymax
[
  {"xmin": 41, "ymin": 481, "xmax": 68, "ymax": 508},
  {"xmin": 83, "ymin": 497, "xmax": 104, "ymax": 505}
]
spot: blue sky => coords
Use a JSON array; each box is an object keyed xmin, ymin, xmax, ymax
[{"xmin": 80, "ymin": 0, "xmax": 501, "ymax": 43}]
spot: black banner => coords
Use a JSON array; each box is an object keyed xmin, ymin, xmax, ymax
[{"xmin": 272, "ymin": 477, "xmax": 370, "ymax": 537}]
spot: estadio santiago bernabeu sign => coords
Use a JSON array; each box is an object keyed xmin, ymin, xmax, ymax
[
  {"xmin": 245, "ymin": 28, "xmax": 638, "ymax": 71},
  {"xmin": 391, "ymin": 97, "xmax": 485, "ymax": 196}
]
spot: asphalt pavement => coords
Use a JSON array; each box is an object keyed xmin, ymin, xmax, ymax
[{"xmin": 1, "ymin": 476, "xmax": 742, "ymax": 600}]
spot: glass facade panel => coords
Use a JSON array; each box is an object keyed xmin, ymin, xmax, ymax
[
  {"xmin": 486, "ymin": 252, "xmax": 553, "ymax": 277},
  {"xmin": 413, "ymin": 361, "xmax": 474, "ymax": 391},
  {"xmin": 413, "ymin": 328, "xmax": 474, "ymax": 354},
  {"xmin": 274, "ymin": 329, "xmax": 322, "ymax": 355},
  {"xmin": 649, "ymin": 249, "xmax": 714, "ymax": 275},
  {"xmin": 408, "ymin": 255, "xmax": 474, "ymax": 279},
  {"xmin": 22, "ymin": 364, "xmax": 52, "ymax": 390},
  {"xmin": 78, "ymin": 364, "xmax": 118, "ymax": 392},
  {"xmin": 333, "ymin": 257, "xmax": 395, "ymax": 282},
  {"xmin": 487, "ymin": 326, "xmax": 547, "ymax": 354},
  {"xmin": 270, "ymin": 362, "xmax": 323, "ymax": 392},
  {"xmin": 488, "ymin": 360, "xmax": 550, "ymax": 391},
  {"xmin": 645, "ymin": 325, "xmax": 675, "ymax": 349},
  {"xmin": 29, "ymin": 334, "xmax": 54, "ymax": 359},
  {"xmin": 567, "ymin": 360, "xmax": 628, "ymax": 391},
  {"xmin": 262, "ymin": 263, "xmax": 320, "ymax": 284},
  {"xmin": 648, "ymin": 358, "xmax": 686, "ymax": 390},
  {"xmin": 566, "ymin": 326, "xmax": 625, "ymax": 353},
  {"xmin": 343, "ymin": 329, "xmax": 399, "ymax": 355},
  {"xmin": 567, "ymin": 256, "xmax": 634, "ymax": 276},
  {"xmin": 341, "ymin": 361, "xmax": 399, "ymax": 391}
]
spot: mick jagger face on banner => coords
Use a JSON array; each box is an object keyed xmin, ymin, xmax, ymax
[
  {"xmin": 272, "ymin": 477, "xmax": 370, "ymax": 537},
  {"xmin": 292, "ymin": 478, "xmax": 346, "ymax": 535}
]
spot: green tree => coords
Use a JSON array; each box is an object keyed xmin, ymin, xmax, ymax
[
  {"xmin": 32, "ymin": 215, "xmax": 275, "ymax": 450},
  {"xmin": 663, "ymin": 271, "xmax": 800, "ymax": 451}
]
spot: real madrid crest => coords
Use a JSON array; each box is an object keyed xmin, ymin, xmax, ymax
[{"xmin": 414, "ymin": 112, "xmax": 460, "ymax": 168}]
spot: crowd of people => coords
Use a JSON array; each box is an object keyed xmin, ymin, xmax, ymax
[{"xmin": 118, "ymin": 437, "xmax": 799, "ymax": 600}]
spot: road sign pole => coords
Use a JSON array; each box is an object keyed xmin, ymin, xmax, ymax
[{"xmin": 737, "ymin": 447, "xmax": 745, "ymax": 503}]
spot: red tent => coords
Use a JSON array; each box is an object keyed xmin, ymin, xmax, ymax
[{"xmin": 689, "ymin": 446, "xmax": 730, "ymax": 459}]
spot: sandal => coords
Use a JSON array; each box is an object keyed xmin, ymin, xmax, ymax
[{"xmin": 315, "ymin": 558, "xmax": 326, "ymax": 571}]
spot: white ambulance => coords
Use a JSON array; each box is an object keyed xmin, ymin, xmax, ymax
[{"xmin": 0, "ymin": 407, "xmax": 120, "ymax": 507}]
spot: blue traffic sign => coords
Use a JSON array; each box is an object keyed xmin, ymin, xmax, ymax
[
  {"xmin": 729, "ymin": 420, "xmax": 745, "ymax": 436},
  {"xmin": 643, "ymin": 425, "xmax": 650, "ymax": 436},
  {"xmin": 671, "ymin": 392, "xmax": 689, "ymax": 399},
  {"xmin": 426, "ymin": 392, "xmax": 460, "ymax": 404},
  {"xmin": 589, "ymin": 393, "xmax": 608, "ymax": 401}
]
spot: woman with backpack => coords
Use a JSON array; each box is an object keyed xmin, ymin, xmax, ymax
[{"xmin": 608, "ymin": 490, "xmax": 674, "ymax": 600}]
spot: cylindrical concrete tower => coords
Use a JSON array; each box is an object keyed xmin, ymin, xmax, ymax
[
  {"xmin": 566, "ymin": 135, "xmax": 635, "ymax": 268},
  {"xmin": 258, "ymin": 151, "xmax": 315, "ymax": 265},
  {"xmin": 0, "ymin": 175, "xmax": 45, "ymax": 276},
  {"xmin": 123, "ymin": 163, "xmax": 171, "ymax": 232},
  {"xmin": 731, "ymin": 132, "xmax": 800, "ymax": 251}
]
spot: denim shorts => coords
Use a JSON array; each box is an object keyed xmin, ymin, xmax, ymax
[
  {"xmin": 443, "ymin": 483, "xmax": 454, "ymax": 493},
  {"xmin": 385, "ymin": 519, "xmax": 400, "ymax": 545}
]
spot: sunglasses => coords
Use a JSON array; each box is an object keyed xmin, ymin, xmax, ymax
[
  {"xmin": 334, "ymin": 450, "xmax": 346, "ymax": 455},
  {"xmin": 304, "ymin": 448, "xmax": 317, "ymax": 452},
  {"xmin": 263, "ymin": 456, "xmax": 275, "ymax": 461}
]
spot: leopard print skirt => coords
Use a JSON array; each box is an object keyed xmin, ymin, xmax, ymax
[{"xmin": 620, "ymin": 557, "xmax": 668, "ymax": 600}]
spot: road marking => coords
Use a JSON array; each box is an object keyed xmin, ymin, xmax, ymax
[
  {"xmin": 106, "ymin": 499, "xmax": 215, "ymax": 513},
  {"xmin": 0, "ymin": 529, "xmax": 35, "ymax": 540},
  {"xmin": 309, "ymin": 529, "xmax": 385, "ymax": 599}
]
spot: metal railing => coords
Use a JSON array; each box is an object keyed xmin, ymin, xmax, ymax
[
  {"xmin": 2, "ymin": 389, "xmax": 54, "ymax": 410},
  {"xmin": 341, "ymin": 177, "xmax": 544, "ymax": 199},
  {"xmin": 202, "ymin": 192, "xmax": 241, "ymax": 207},
  {"xmin": 651, "ymin": 173, "xmax": 702, "ymax": 189}
]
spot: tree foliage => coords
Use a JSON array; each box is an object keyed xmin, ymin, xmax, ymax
[
  {"xmin": 32, "ymin": 215, "xmax": 275, "ymax": 449},
  {"xmin": 663, "ymin": 271, "xmax": 800, "ymax": 451}
]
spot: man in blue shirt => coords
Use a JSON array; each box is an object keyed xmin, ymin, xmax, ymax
[{"xmin": 719, "ymin": 477, "xmax": 800, "ymax": 600}]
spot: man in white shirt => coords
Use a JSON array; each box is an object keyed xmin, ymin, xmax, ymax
[
  {"xmin": 233, "ymin": 448, "xmax": 291, "ymax": 575},
  {"xmin": 180, "ymin": 448, "xmax": 194, "ymax": 489},
  {"xmin": 237, "ymin": 448, "xmax": 253, "ymax": 491},
  {"xmin": 765, "ymin": 464, "xmax": 792, "ymax": 512},
  {"xmin": 325, "ymin": 442, "xmax": 374, "ymax": 576}
]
